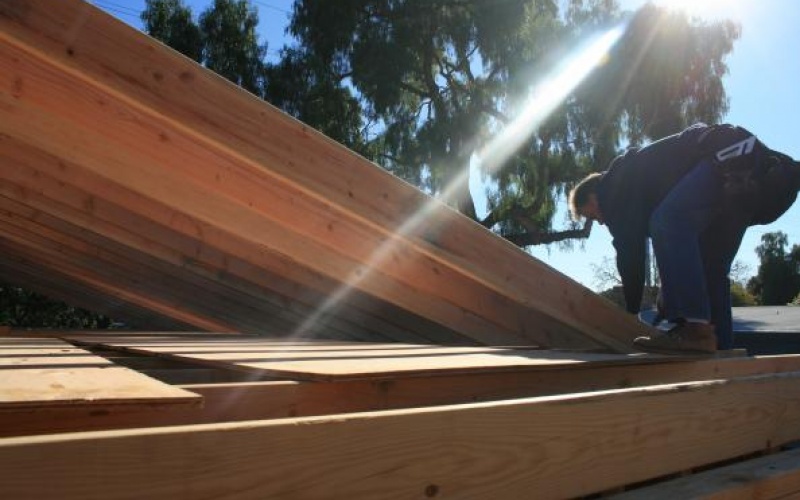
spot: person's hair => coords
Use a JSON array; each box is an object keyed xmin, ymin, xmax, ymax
[{"xmin": 568, "ymin": 172, "xmax": 603, "ymax": 221}]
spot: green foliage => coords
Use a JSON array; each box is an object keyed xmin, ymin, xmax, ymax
[
  {"xmin": 730, "ymin": 281, "xmax": 757, "ymax": 306},
  {"xmin": 747, "ymin": 231, "xmax": 800, "ymax": 305},
  {"xmin": 143, "ymin": 0, "xmax": 267, "ymax": 95},
  {"xmin": 0, "ymin": 282, "xmax": 115, "ymax": 329},
  {"xmin": 199, "ymin": 0, "xmax": 267, "ymax": 95},
  {"xmin": 142, "ymin": 0, "xmax": 367, "ymax": 154},
  {"xmin": 288, "ymin": 0, "xmax": 740, "ymax": 244},
  {"xmin": 577, "ymin": 3, "xmax": 740, "ymax": 144},
  {"xmin": 141, "ymin": 0, "xmax": 202, "ymax": 61},
  {"xmin": 263, "ymin": 47, "xmax": 369, "ymax": 154},
  {"xmin": 143, "ymin": 0, "xmax": 741, "ymax": 247}
]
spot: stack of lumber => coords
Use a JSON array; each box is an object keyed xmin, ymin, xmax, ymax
[
  {"xmin": 0, "ymin": 0, "xmax": 650, "ymax": 352},
  {"xmin": 1, "ymin": 331, "xmax": 800, "ymax": 499}
]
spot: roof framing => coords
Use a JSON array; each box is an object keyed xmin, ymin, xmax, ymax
[{"xmin": 0, "ymin": 0, "xmax": 652, "ymax": 350}]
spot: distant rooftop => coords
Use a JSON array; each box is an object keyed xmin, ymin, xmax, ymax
[{"xmin": 733, "ymin": 306, "xmax": 800, "ymax": 333}]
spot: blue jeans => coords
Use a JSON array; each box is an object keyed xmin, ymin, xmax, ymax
[{"xmin": 649, "ymin": 161, "xmax": 749, "ymax": 350}]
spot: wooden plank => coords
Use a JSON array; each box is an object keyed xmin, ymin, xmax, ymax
[
  {"xmin": 173, "ymin": 354, "xmax": 800, "ymax": 419},
  {"xmin": 0, "ymin": 117, "xmax": 524, "ymax": 346},
  {"xmin": 611, "ymin": 447, "xmax": 800, "ymax": 499},
  {"xmin": 0, "ymin": 44, "xmax": 586, "ymax": 350},
  {"xmin": 0, "ymin": 162, "xmax": 452, "ymax": 343},
  {"xmin": 0, "ymin": 0, "xmax": 650, "ymax": 351},
  {"xmin": 2, "ymin": 353, "xmax": 800, "ymax": 438},
  {"xmin": 66, "ymin": 336, "xmax": 708, "ymax": 381},
  {"xmin": 0, "ymin": 203, "xmax": 388, "ymax": 341},
  {"xmin": 1, "ymin": 372, "xmax": 800, "ymax": 499},
  {"xmin": 0, "ymin": 337, "xmax": 200, "ymax": 410},
  {"xmin": 0, "ymin": 237, "xmax": 235, "ymax": 332}
]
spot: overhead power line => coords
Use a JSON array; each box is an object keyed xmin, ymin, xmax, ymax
[
  {"xmin": 95, "ymin": 4, "xmax": 141, "ymax": 21},
  {"xmin": 94, "ymin": 0, "xmax": 140, "ymax": 15},
  {"xmin": 252, "ymin": 1, "xmax": 292, "ymax": 15}
]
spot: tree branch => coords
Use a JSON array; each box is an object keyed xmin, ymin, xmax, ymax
[
  {"xmin": 399, "ymin": 82, "xmax": 429, "ymax": 98},
  {"xmin": 481, "ymin": 105, "xmax": 510, "ymax": 125},
  {"xmin": 478, "ymin": 201, "xmax": 594, "ymax": 246},
  {"xmin": 503, "ymin": 220, "xmax": 594, "ymax": 247}
]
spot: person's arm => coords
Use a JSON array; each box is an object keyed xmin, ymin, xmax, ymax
[
  {"xmin": 606, "ymin": 199, "xmax": 648, "ymax": 314},
  {"xmin": 614, "ymin": 233, "xmax": 647, "ymax": 314}
]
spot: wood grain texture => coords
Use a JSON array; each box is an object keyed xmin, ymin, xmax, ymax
[
  {"xmin": 1, "ymin": 372, "xmax": 800, "ymax": 499},
  {"xmin": 0, "ymin": 0, "xmax": 653, "ymax": 351},
  {"xmin": 0, "ymin": 337, "xmax": 200, "ymax": 409},
  {"xmin": 3, "ymin": 353, "xmax": 800, "ymax": 438},
  {"xmin": 611, "ymin": 447, "xmax": 800, "ymax": 500},
  {"xmin": 0, "ymin": 148, "xmax": 461, "ymax": 343},
  {"xmin": 65, "ymin": 335, "xmax": 684, "ymax": 381}
]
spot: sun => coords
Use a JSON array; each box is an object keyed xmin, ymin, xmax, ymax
[{"xmin": 653, "ymin": 0, "xmax": 750, "ymax": 20}]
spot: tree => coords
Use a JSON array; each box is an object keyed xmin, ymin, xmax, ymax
[
  {"xmin": 0, "ymin": 282, "xmax": 115, "ymax": 329},
  {"xmin": 142, "ymin": 0, "xmax": 269, "ymax": 96},
  {"xmin": 729, "ymin": 260, "xmax": 757, "ymax": 306},
  {"xmin": 287, "ymin": 0, "xmax": 740, "ymax": 246},
  {"xmin": 199, "ymin": 0, "xmax": 268, "ymax": 95},
  {"xmin": 730, "ymin": 281, "xmax": 757, "ymax": 306},
  {"xmin": 747, "ymin": 231, "xmax": 800, "ymax": 305},
  {"xmin": 141, "ymin": 0, "xmax": 202, "ymax": 62},
  {"xmin": 141, "ymin": 0, "xmax": 369, "ymax": 160},
  {"xmin": 264, "ymin": 47, "xmax": 370, "ymax": 155}
]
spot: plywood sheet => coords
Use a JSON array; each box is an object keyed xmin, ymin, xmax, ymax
[
  {"xmin": 66, "ymin": 335, "xmax": 689, "ymax": 381},
  {"xmin": 0, "ymin": 337, "xmax": 200, "ymax": 409}
]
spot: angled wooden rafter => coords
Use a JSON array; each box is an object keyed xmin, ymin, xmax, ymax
[{"xmin": 0, "ymin": 0, "xmax": 653, "ymax": 351}]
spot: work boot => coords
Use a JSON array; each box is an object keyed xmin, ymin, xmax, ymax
[{"xmin": 633, "ymin": 322, "xmax": 717, "ymax": 355}]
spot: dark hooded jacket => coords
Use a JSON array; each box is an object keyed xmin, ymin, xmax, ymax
[{"xmin": 596, "ymin": 124, "xmax": 709, "ymax": 313}]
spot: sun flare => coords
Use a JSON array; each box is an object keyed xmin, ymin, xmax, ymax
[
  {"xmin": 653, "ymin": 0, "xmax": 749, "ymax": 20},
  {"xmin": 290, "ymin": 24, "xmax": 628, "ymax": 338}
]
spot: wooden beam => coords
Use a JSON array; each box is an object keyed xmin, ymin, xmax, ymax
[
  {"xmin": 0, "ymin": 198, "xmax": 389, "ymax": 341},
  {"xmin": 0, "ymin": 128, "xmax": 485, "ymax": 346},
  {"xmin": 0, "ymin": 0, "xmax": 651, "ymax": 351},
  {"xmin": 0, "ymin": 237, "xmax": 236, "ymax": 332},
  {"xmin": 1, "ymin": 372, "xmax": 800, "ymax": 499},
  {"xmin": 0, "ymin": 159, "xmax": 454, "ymax": 344},
  {"xmin": 0, "ymin": 49, "xmax": 578, "ymax": 349},
  {"xmin": 2, "ymin": 353, "xmax": 800, "ymax": 439},
  {"xmin": 611, "ymin": 447, "xmax": 800, "ymax": 499}
]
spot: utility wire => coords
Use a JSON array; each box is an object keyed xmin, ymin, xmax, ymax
[
  {"xmin": 95, "ymin": 4, "xmax": 141, "ymax": 21},
  {"xmin": 94, "ymin": 0, "xmax": 141, "ymax": 15},
  {"xmin": 252, "ymin": 0, "xmax": 292, "ymax": 15}
]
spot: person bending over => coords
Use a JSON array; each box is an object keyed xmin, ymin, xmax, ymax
[{"xmin": 569, "ymin": 123, "xmax": 800, "ymax": 354}]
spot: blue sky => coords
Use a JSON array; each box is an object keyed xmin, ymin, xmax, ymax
[{"xmin": 98, "ymin": 0, "xmax": 799, "ymax": 290}]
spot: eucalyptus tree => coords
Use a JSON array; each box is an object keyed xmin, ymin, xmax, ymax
[
  {"xmin": 143, "ymin": 0, "xmax": 268, "ymax": 96},
  {"xmin": 142, "ymin": 0, "xmax": 367, "ymax": 152},
  {"xmin": 199, "ymin": 0, "xmax": 268, "ymax": 95},
  {"xmin": 288, "ymin": 0, "xmax": 740, "ymax": 245},
  {"xmin": 141, "ymin": 0, "xmax": 202, "ymax": 62},
  {"xmin": 264, "ymin": 47, "xmax": 371, "ymax": 155}
]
